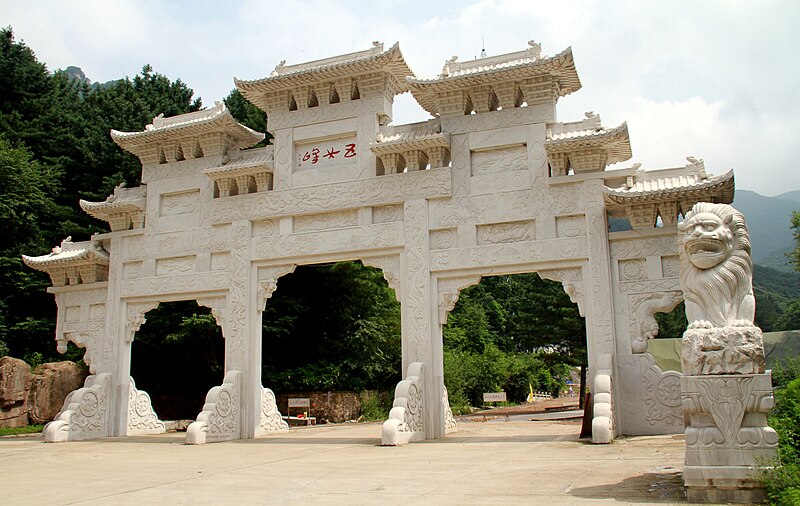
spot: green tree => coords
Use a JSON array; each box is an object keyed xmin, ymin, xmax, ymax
[
  {"xmin": 790, "ymin": 211, "xmax": 800, "ymax": 272},
  {"xmin": 224, "ymin": 88, "xmax": 269, "ymax": 144},
  {"xmin": 0, "ymin": 137, "xmax": 64, "ymax": 360},
  {"xmin": 261, "ymin": 262, "xmax": 401, "ymax": 392}
]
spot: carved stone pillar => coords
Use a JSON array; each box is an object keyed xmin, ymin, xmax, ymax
[{"xmin": 677, "ymin": 203, "xmax": 778, "ymax": 503}]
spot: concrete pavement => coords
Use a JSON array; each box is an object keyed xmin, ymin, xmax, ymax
[{"xmin": 0, "ymin": 419, "xmax": 703, "ymax": 505}]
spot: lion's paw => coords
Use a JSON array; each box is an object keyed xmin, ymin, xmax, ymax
[
  {"xmin": 688, "ymin": 320, "xmax": 713, "ymax": 330},
  {"xmin": 730, "ymin": 319, "xmax": 754, "ymax": 327}
]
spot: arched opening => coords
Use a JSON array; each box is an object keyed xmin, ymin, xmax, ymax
[
  {"xmin": 131, "ymin": 301, "xmax": 224, "ymax": 421},
  {"xmin": 261, "ymin": 261, "xmax": 401, "ymax": 425},
  {"xmin": 442, "ymin": 272, "xmax": 586, "ymax": 425},
  {"xmin": 649, "ymin": 301, "xmax": 687, "ymax": 372}
]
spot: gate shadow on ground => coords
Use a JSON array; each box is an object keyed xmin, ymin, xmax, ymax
[{"xmin": 568, "ymin": 471, "xmax": 686, "ymax": 504}]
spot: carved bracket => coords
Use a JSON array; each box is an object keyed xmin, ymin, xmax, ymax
[
  {"xmin": 362, "ymin": 255, "xmax": 402, "ymax": 301},
  {"xmin": 257, "ymin": 265, "xmax": 297, "ymax": 310},
  {"xmin": 629, "ymin": 291, "xmax": 683, "ymax": 353},
  {"xmin": 196, "ymin": 296, "xmax": 228, "ymax": 336},
  {"xmin": 381, "ymin": 362, "xmax": 425, "ymax": 445},
  {"xmin": 437, "ymin": 275, "xmax": 481, "ymax": 325},
  {"xmin": 539, "ymin": 268, "xmax": 585, "ymax": 316},
  {"xmin": 186, "ymin": 370, "xmax": 241, "ymax": 444},
  {"xmin": 43, "ymin": 373, "xmax": 111, "ymax": 442},
  {"xmin": 125, "ymin": 301, "xmax": 160, "ymax": 343}
]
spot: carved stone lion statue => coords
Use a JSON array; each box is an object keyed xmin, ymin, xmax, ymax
[{"xmin": 677, "ymin": 202, "xmax": 755, "ymax": 329}]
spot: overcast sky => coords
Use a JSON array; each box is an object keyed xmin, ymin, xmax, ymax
[{"xmin": 3, "ymin": 0, "xmax": 799, "ymax": 197}]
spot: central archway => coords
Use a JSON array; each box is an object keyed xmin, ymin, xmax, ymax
[{"xmin": 260, "ymin": 260, "xmax": 401, "ymax": 425}]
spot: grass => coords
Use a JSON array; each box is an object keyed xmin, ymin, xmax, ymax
[{"xmin": 0, "ymin": 424, "xmax": 44, "ymax": 437}]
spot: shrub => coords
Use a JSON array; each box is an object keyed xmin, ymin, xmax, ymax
[{"xmin": 760, "ymin": 377, "xmax": 800, "ymax": 503}]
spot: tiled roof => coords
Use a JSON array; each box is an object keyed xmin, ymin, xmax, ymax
[
  {"xmin": 110, "ymin": 102, "xmax": 264, "ymax": 150},
  {"xmin": 605, "ymin": 168, "xmax": 735, "ymax": 204},
  {"xmin": 79, "ymin": 185, "xmax": 146, "ymax": 220},
  {"xmin": 235, "ymin": 42, "xmax": 415, "ymax": 97},
  {"xmin": 22, "ymin": 240, "xmax": 109, "ymax": 270},
  {"xmin": 205, "ymin": 147, "xmax": 274, "ymax": 176},
  {"xmin": 407, "ymin": 46, "xmax": 580, "ymax": 115},
  {"xmin": 545, "ymin": 122, "xmax": 632, "ymax": 165}
]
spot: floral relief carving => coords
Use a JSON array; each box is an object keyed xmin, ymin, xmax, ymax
[
  {"xmin": 361, "ymin": 255, "xmax": 402, "ymax": 300},
  {"xmin": 257, "ymin": 387, "xmax": 289, "ymax": 435},
  {"xmin": 125, "ymin": 301, "xmax": 160, "ymax": 343},
  {"xmin": 127, "ymin": 377, "xmax": 165, "ymax": 435},
  {"xmin": 477, "ymin": 220, "xmax": 534, "ymax": 245},
  {"xmin": 640, "ymin": 354, "xmax": 683, "ymax": 427}
]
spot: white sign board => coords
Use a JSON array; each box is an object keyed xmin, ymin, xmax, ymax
[
  {"xmin": 483, "ymin": 392, "xmax": 507, "ymax": 403},
  {"xmin": 288, "ymin": 398, "xmax": 311, "ymax": 408}
]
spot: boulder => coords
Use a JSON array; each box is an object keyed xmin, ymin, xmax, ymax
[
  {"xmin": 0, "ymin": 356, "xmax": 32, "ymax": 428},
  {"xmin": 28, "ymin": 361, "xmax": 88, "ymax": 424}
]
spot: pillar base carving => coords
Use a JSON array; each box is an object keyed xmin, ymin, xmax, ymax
[
  {"xmin": 127, "ymin": 377, "xmax": 165, "ymax": 435},
  {"xmin": 681, "ymin": 373, "xmax": 778, "ymax": 503},
  {"xmin": 255, "ymin": 386, "xmax": 289, "ymax": 436},
  {"xmin": 381, "ymin": 362, "xmax": 425, "ymax": 446},
  {"xmin": 186, "ymin": 370, "xmax": 241, "ymax": 444},
  {"xmin": 43, "ymin": 373, "xmax": 111, "ymax": 442}
]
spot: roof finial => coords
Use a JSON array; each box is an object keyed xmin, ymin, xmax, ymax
[
  {"xmin": 480, "ymin": 35, "xmax": 486, "ymax": 59},
  {"xmin": 527, "ymin": 40, "xmax": 542, "ymax": 60}
]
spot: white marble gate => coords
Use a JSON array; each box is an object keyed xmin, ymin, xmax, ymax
[{"xmin": 24, "ymin": 41, "xmax": 735, "ymax": 445}]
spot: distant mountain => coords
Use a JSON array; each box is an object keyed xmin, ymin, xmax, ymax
[
  {"xmin": 733, "ymin": 190, "xmax": 799, "ymax": 272},
  {"xmin": 58, "ymin": 66, "xmax": 118, "ymax": 90},
  {"xmin": 776, "ymin": 190, "xmax": 800, "ymax": 204},
  {"xmin": 63, "ymin": 65, "xmax": 90, "ymax": 85}
]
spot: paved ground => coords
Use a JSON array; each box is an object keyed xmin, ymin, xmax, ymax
[{"xmin": 0, "ymin": 418, "xmax": 708, "ymax": 505}]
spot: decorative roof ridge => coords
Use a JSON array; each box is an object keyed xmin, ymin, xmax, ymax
[
  {"xmin": 110, "ymin": 102, "xmax": 265, "ymax": 145},
  {"xmin": 406, "ymin": 45, "xmax": 574, "ymax": 85},
  {"xmin": 546, "ymin": 122, "xmax": 628, "ymax": 143},
  {"xmin": 374, "ymin": 130, "xmax": 448, "ymax": 144},
  {"xmin": 234, "ymin": 41, "xmax": 413, "ymax": 89},
  {"xmin": 604, "ymin": 168, "xmax": 734, "ymax": 197},
  {"xmin": 22, "ymin": 238, "xmax": 109, "ymax": 269}
]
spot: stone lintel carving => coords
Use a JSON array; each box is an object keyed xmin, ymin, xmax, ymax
[
  {"xmin": 382, "ymin": 362, "xmax": 425, "ymax": 446},
  {"xmin": 186, "ymin": 370, "xmax": 241, "ymax": 444},
  {"xmin": 43, "ymin": 373, "xmax": 111, "ymax": 442},
  {"xmin": 255, "ymin": 387, "xmax": 289, "ymax": 436},
  {"xmin": 127, "ymin": 377, "xmax": 165, "ymax": 435},
  {"xmin": 629, "ymin": 291, "xmax": 683, "ymax": 353},
  {"xmin": 209, "ymin": 166, "xmax": 452, "ymax": 224},
  {"xmin": 437, "ymin": 275, "xmax": 481, "ymax": 325}
]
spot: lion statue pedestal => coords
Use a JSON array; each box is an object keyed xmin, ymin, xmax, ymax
[{"xmin": 677, "ymin": 203, "xmax": 778, "ymax": 504}]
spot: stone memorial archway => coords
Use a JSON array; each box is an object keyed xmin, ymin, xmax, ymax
[{"xmin": 24, "ymin": 40, "xmax": 735, "ymax": 446}]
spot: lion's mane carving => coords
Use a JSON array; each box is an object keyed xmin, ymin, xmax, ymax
[{"xmin": 677, "ymin": 202, "xmax": 755, "ymax": 328}]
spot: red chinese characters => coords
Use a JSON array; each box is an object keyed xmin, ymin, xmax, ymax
[{"xmin": 299, "ymin": 142, "xmax": 356, "ymax": 167}]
